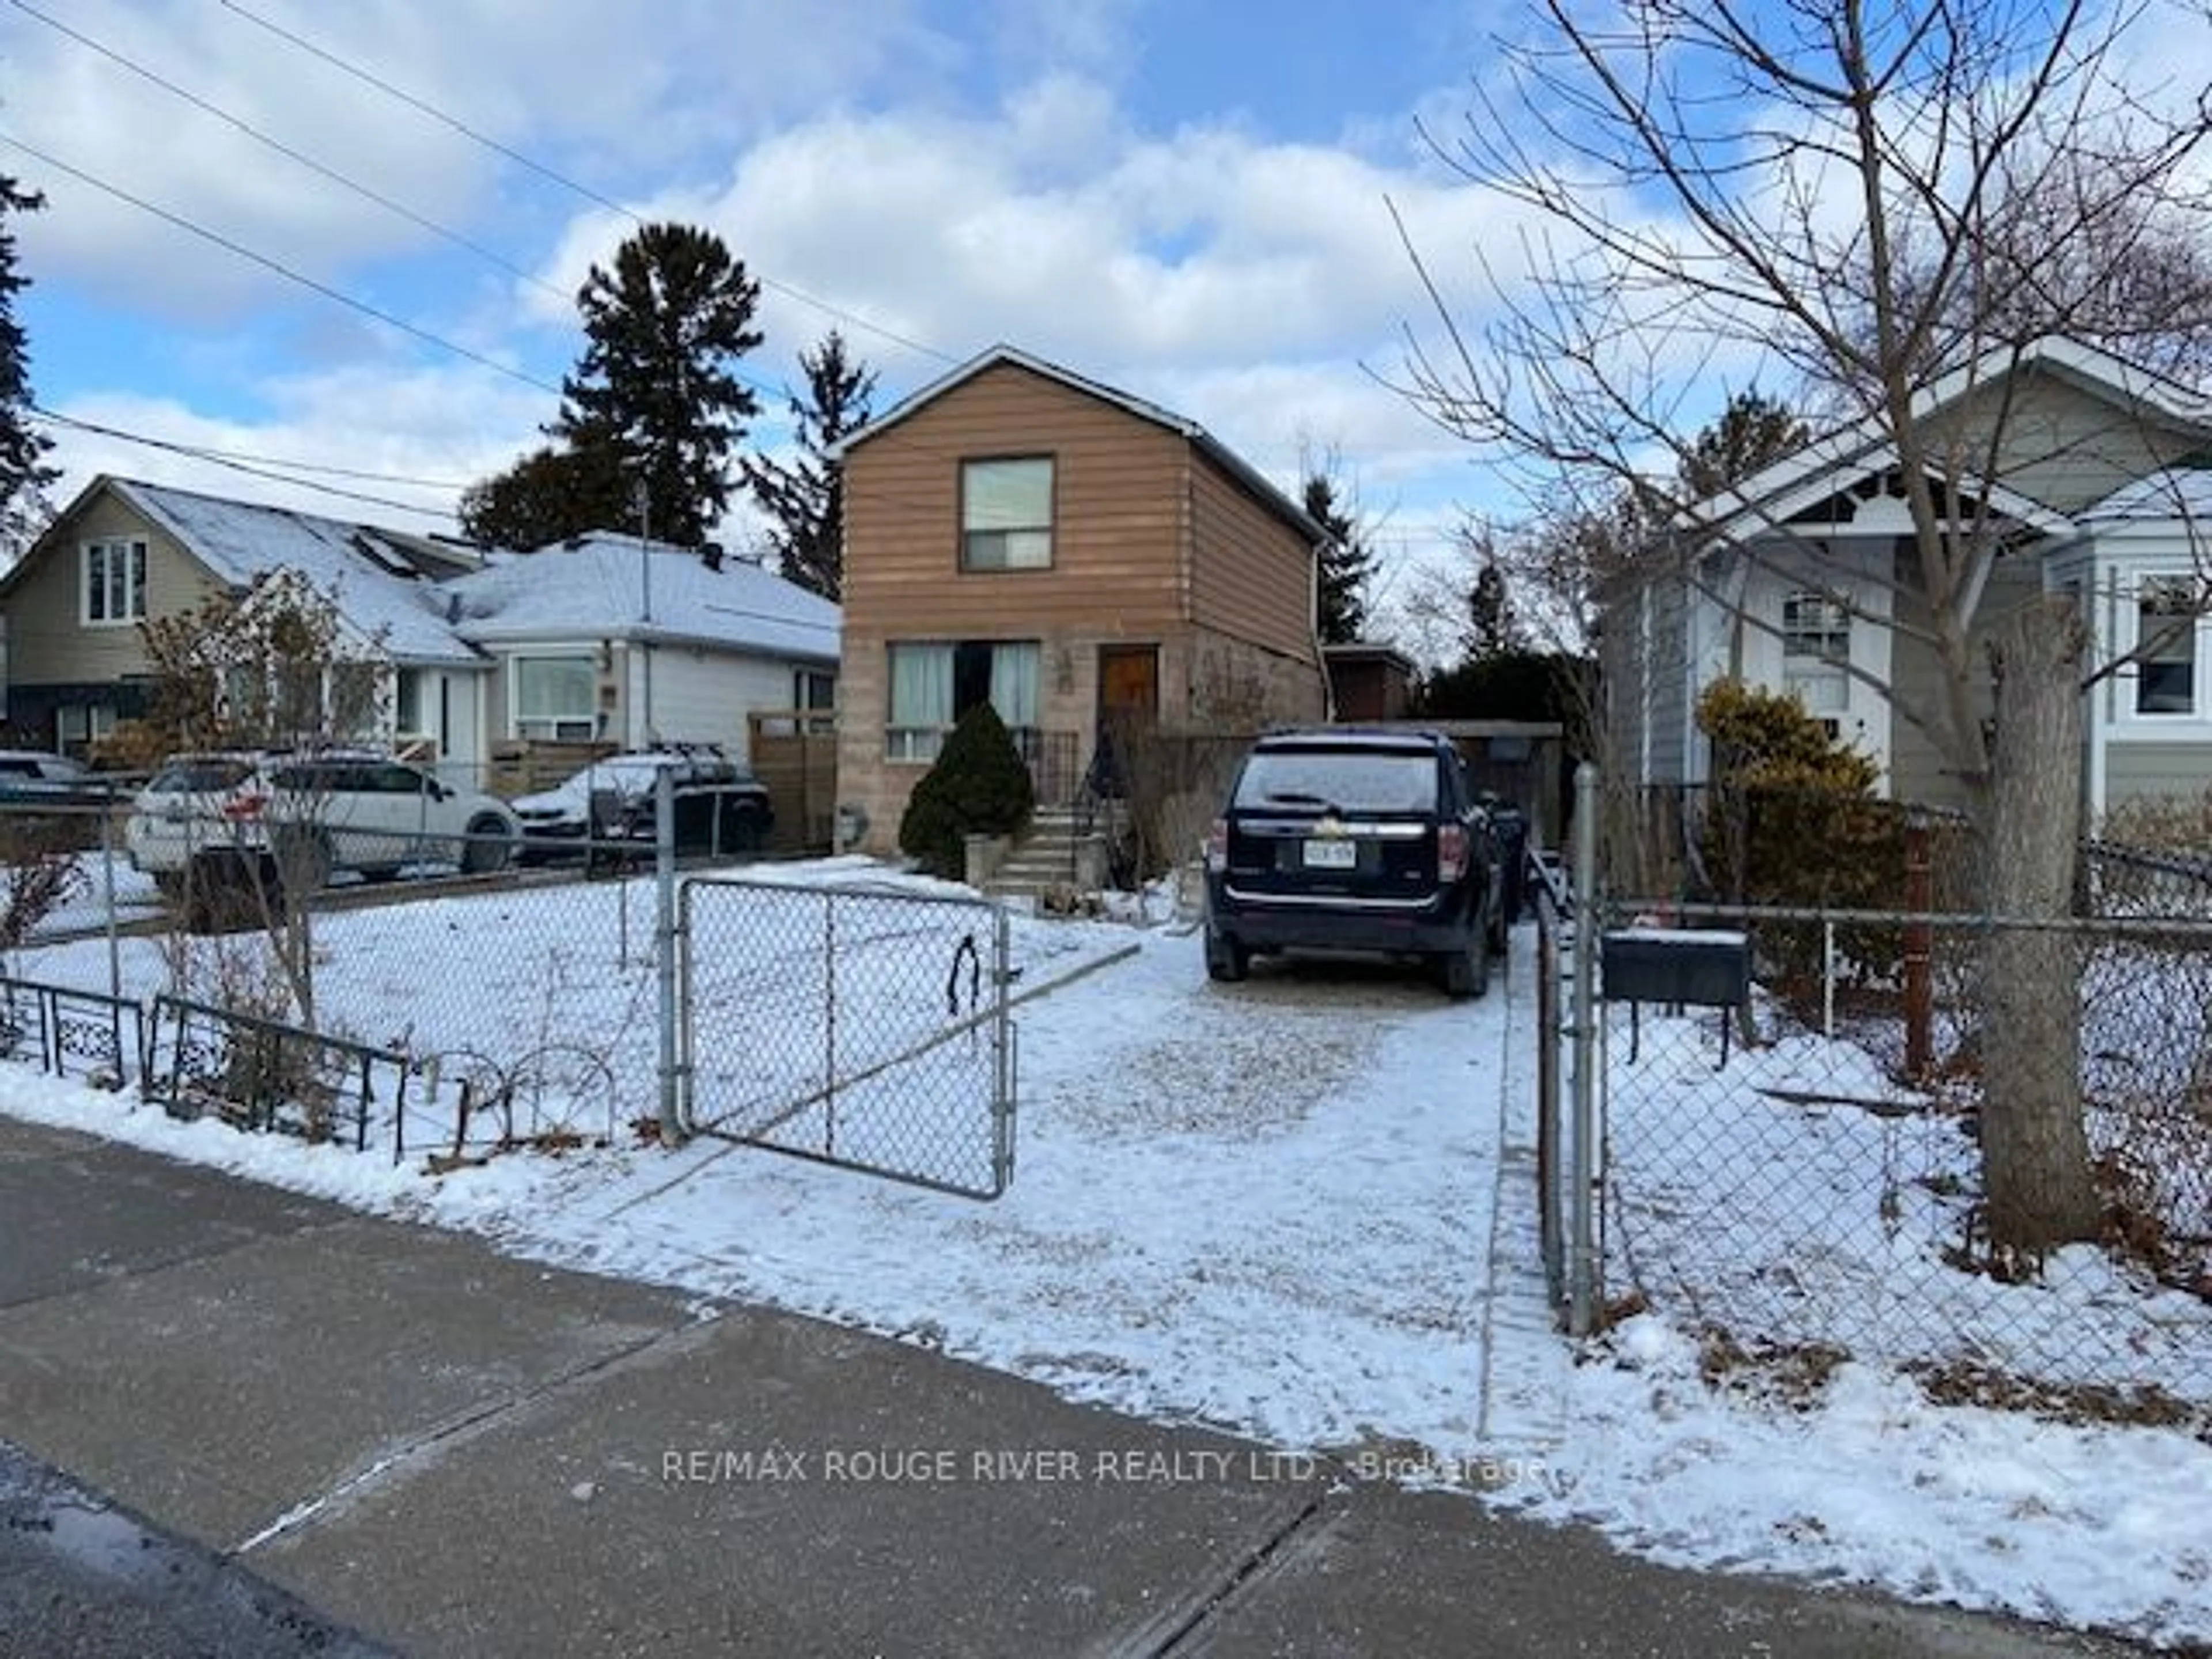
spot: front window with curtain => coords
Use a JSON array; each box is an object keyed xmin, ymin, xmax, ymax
[
  {"xmin": 1781, "ymin": 590, "xmax": 1850, "ymax": 714},
  {"xmin": 514, "ymin": 654, "xmax": 598, "ymax": 742},
  {"xmin": 887, "ymin": 639, "xmax": 1041, "ymax": 761},
  {"xmin": 961, "ymin": 458, "xmax": 1054, "ymax": 571}
]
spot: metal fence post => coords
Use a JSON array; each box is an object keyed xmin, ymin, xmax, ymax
[
  {"xmin": 100, "ymin": 789, "xmax": 122, "ymax": 1004},
  {"xmin": 993, "ymin": 902, "xmax": 1015, "ymax": 1192},
  {"xmin": 1569, "ymin": 761, "xmax": 1603, "ymax": 1337},
  {"xmin": 656, "ymin": 765, "xmax": 685, "ymax": 1147}
]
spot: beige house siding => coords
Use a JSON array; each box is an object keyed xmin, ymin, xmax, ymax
[
  {"xmin": 1182, "ymin": 627, "xmax": 1325, "ymax": 731},
  {"xmin": 6, "ymin": 495, "xmax": 224, "ymax": 687}
]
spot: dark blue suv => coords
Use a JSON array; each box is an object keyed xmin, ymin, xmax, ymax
[{"xmin": 1202, "ymin": 728, "xmax": 1505, "ymax": 998}]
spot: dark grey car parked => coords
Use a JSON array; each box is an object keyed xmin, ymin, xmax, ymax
[{"xmin": 1202, "ymin": 727, "xmax": 1506, "ymax": 998}]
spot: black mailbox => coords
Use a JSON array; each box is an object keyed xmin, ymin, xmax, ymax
[
  {"xmin": 1601, "ymin": 929, "xmax": 1752, "ymax": 1064},
  {"xmin": 1601, "ymin": 929, "xmax": 1751, "ymax": 1007}
]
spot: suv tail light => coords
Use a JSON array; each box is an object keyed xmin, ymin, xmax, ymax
[
  {"xmin": 1205, "ymin": 818, "xmax": 1229, "ymax": 873},
  {"xmin": 1437, "ymin": 821, "xmax": 1469, "ymax": 883},
  {"xmin": 222, "ymin": 790, "xmax": 268, "ymax": 823}
]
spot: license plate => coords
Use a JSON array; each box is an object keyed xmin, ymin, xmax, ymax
[{"xmin": 1303, "ymin": 838, "xmax": 1357, "ymax": 870}]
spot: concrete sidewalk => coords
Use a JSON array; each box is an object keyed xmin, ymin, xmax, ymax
[{"xmin": 0, "ymin": 1116, "xmax": 2134, "ymax": 1658}]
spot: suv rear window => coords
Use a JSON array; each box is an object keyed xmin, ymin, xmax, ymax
[
  {"xmin": 147, "ymin": 759, "xmax": 259, "ymax": 794},
  {"xmin": 1233, "ymin": 749, "xmax": 1440, "ymax": 815}
]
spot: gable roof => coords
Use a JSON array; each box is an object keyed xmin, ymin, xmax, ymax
[
  {"xmin": 13, "ymin": 476, "xmax": 488, "ymax": 668},
  {"xmin": 1684, "ymin": 336, "xmax": 2212, "ymax": 548},
  {"xmin": 2081, "ymin": 465, "xmax": 2212, "ymax": 524},
  {"xmin": 835, "ymin": 343, "xmax": 1327, "ymax": 547},
  {"xmin": 440, "ymin": 534, "xmax": 840, "ymax": 662}
]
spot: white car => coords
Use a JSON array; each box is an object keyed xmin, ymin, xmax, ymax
[{"xmin": 125, "ymin": 751, "xmax": 520, "ymax": 894}]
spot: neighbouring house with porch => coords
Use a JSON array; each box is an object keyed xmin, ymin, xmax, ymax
[
  {"xmin": 0, "ymin": 478, "xmax": 842, "ymax": 796},
  {"xmin": 0, "ymin": 476, "xmax": 492, "ymax": 766},
  {"xmin": 831, "ymin": 344, "xmax": 1330, "ymax": 855},
  {"xmin": 1604, "ymin": 335, "xmax": 2212, "ymax": 827}
]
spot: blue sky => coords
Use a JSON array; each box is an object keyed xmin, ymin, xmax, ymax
[{"xmin": 1, "ymin": 0, "xmax": 1531, "ymax": 646}]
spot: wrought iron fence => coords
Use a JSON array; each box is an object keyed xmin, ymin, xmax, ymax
[
  {"xmin": 680, "ymin": 877, "xmax": 1016, "ymax": 1199},
  {"xmin": 0, "ymin": 976, "xmax": 143, "ymax": 1088},
  {"xmin": 142, "ymin": 993, "xmax": 412, "ymax": 1153}
]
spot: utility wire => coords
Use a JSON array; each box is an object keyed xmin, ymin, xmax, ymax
[
  {"xmin": 0, "ymin": 133, "xmax": 565, "ymax": 398},
  {"xmin": 217, "ymin": 0, "xmax": 960, "ymax": 365},
  {"xmin": 18, "ymin": 1, "xmax": 840, "ymax": 408},
  {"xmin": 33, "ymin": 405, "xmax": 471, "ymax": 491},
  {"xmin": 33, "ymin": 406, "xmax": 457, "ymax": 520},
  {"xmin": 6, "ymin": 0, "xmax": 566, "ymax": 308}
]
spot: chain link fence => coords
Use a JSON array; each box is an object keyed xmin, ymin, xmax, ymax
[
  {"xmin": 1536, "ymin": 767, "xmax": 2212, "ymax": 1423},
  {"xmin": 0, "ymin": 790, "xmax": 1026, "ymax": 1197},
  {"xmin": 1594, "ymin": 900, "xmax": 2212, "ymax": 1415},
  {"xmin": 681, "ymin": 878, "xmax": 1016, "ymax": 1199}
]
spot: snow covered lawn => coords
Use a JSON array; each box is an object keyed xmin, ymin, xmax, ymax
[{"xmin": 0, "ymin": 858, "xmax": 2207, "ymax": 1647}]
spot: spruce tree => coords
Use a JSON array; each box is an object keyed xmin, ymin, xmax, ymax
[
  {"xmin": 551, "ymin": 222, "xmax": 764, "ymax": 555},
  {"xmin": 742, "ymin": 330, "xmax": 877, "ymax": 599},
  {"xmin": 1302, "ymin": 471, "xmax": 1376, "ymax": 645},
  {"xmin": 0, "ymin": 176, "xmax": 59, "ymax": 561}
]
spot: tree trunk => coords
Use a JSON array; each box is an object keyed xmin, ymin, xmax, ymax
[{"xmin": 1978, "ymin": 597, "xmax": 2101, "ymax": 1256}]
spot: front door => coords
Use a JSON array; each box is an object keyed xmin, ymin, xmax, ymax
[{"xmin": 1094, "ymin": 645, "xmax": 1159, "ymax": 796}]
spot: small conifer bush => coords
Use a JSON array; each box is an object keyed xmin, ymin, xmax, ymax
[{"xmin": 898, "ymin": 703, "xmax": 1036, "ymax": 878}]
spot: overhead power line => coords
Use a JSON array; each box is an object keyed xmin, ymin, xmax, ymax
[
  {"xmin": 6, "ymin": 0, "xmax": 566, "ymax": 308},
  {"xmin": 34, "ymin": 406, "xmax": 470, "ymax": 491},
  {"xmin": 33, "ymin": 406, "xmax": 459, "ymax": 521},
  {"xmin": 0, "ymin": 132, "xmax": 565, "ymax": 398},
  {"xmin": 215, "ymin": 0, "xmax": 960, "ymax": 366}
]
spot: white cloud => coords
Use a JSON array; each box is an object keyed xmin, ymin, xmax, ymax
[{"xmin": 49, "ymin": 366, "xmax": 551, "ymax": 532}]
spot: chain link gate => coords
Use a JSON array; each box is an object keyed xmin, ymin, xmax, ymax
[{"xmin": 677, "ymin": 878, "xmax": 1017, "ymax": 1199}]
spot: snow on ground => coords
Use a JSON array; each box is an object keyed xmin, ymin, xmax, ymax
[{"xmin": 0, "ymin": 858, "xmax": 2207, "ymax": 1647}]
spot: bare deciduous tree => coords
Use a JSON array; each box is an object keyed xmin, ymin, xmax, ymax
[
  {"xmin": 139, "ymin": 573, "xmax": 391, "ymax": 1029},
  {"xmin": 1391, "ymin": 0, "xmax": 2212, "ymax": 1252}
]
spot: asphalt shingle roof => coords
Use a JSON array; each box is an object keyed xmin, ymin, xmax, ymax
[{"xmin": 115, "ymin": 479, "xmax": 487, "ymax": 668}]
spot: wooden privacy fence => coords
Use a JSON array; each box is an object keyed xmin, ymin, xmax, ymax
[{"xmin": 750, "ymin": 710, "xmax": 837, "ymax": 854}]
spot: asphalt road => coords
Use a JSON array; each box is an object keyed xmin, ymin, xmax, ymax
[{"xmin": 0, "ymin": 1440, "xmax": 390, "ymax": 1658}]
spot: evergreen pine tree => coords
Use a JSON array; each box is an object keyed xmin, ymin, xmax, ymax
[
  {"xmin": 551, "ymin": 222, "xmax": 764, "ymax": 555},
  {"xmin": 1302, "ymin": 472, "xmax": 1376, "ymax": 645},
  {"xmin": 742, "ymin": 330, "xmax": 877, "ymax": 599},
  {"xmin": 0, "ymin": 177, "xmax": 59, "ymax": 563}
]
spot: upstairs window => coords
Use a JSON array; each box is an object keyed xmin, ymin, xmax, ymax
[
  {"xmin": 961, "ymin": 458, "xmax": 1054, "ymax": 571},
  {"xmin": 1782, "ymin": 590, "xmax": 1850, "ymax": 714},
  {"xmin": 83, "ymin": 539, "xmax": 147, "ymax": 626},
  {"xmin": 2135, "ymin": 576, "xmax": 2200, "ymax": 715}
]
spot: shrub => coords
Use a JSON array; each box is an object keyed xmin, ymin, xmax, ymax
[
  {"xmin": 898, "ymin": 704, "xmax": 1035, "ymax": 878},
  {"xmin": 1694, "ymin": 680, "xmax": 1906, "ymax": 1003}
]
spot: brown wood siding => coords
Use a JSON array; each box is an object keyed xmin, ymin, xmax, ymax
[
  {"xmin": 842, "ymin": 362, "xmax": 1192, "ymax": 641},
  {"xmin": 5, "ymin": 493, "xmax": 225, "ymax": 687},
  {"xmin": 838, "ymin": 359, "xmax": 1324, "ymax": 850},
  {"xmin": 1185, "ymin": 458, "xmax": 1316, "ymax": 660}
]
